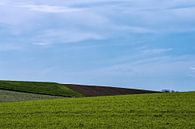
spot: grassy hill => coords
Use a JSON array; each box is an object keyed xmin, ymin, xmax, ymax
[
  {"xmin": 0, "ymin": 92, "xmax": 194, "ymax": 129},
  {"xmin": 0, "ymin": 80, "xmax": 83, "ymax": 97}
]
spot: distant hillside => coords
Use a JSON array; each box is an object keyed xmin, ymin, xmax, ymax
[
  {"xmin": 66, "ymin": 84, "xmax": 159, "ymax": 97},
  {"xmin": 0, "ymin": 80, "xmax": 82, "ymax": 97},
  {"xmin": 0, "ymin": 80, "xmax": 159, "ymax": 102}
]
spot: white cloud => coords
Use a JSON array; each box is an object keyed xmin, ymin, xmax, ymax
[
  {"xmin": 190, "ymin": 67, "xmax": 195, "ymax": 72},
  {"xmin": 188, "ymin": 66, "xmax": 195, "ymax": 78},
  {"xmin": 110, "ymin": 1, "xmax": 195, "ymax": 33},
  {"xmin": 33, "ymin": 29, "xmax": 104, "ymax": 46},
  {"xmin": 18, "ymin": 4, "xmax": 84, "ymax": 13},
  {"xmin": 140, "ymin": 48, "xmax": 173, "ymax": 55},
  {"xmin": 0, "ymin": 2, "xmax": 110, "ymax": 46},
  {"xmin": 113, "ymin": 25, "xmax": 155, "ymax": 34},
  {"xmin": 1, "ymin": 0, "xmax": 195, "ymax": 47},
  {"xmin": 64, "ymin": 46, "xmax": 195, "ymax": 81}
]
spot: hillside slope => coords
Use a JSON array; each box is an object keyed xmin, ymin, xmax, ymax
[
  {"xmin": 0, "ymin": 92, "xmax": 194, "ymax": 129},
  {"xmin": 0, "ymin": 81, "xmax": 159, "ymax": 100},
  {"xmin": 0, "ymin": 90, "xmax": 63, "ymax": 102},
  {"xmin": 0, "ymin": 81, "xmax": 82, "ymax": 97},
  {"xmin": 66, "ymin": 84, "xmax": 159, "ymax": 96}
]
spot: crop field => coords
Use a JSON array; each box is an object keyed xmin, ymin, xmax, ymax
[
  {"xmin": 66, "ymin": 84, "xmax": 159, "ymax": 97},
  {"xmin": 0, "ymin": 90, "xmax": 63, "ymax": 102},
  {"xmin": 0, "ymin": 92, "xmax": 194, "ymax": 129},
  {"xmin": 0, "ymin": 81, "xmax": 82, "ymax": 97},
  {"xmin": 0, "ymin": 81, "xmax": 158, "ymax": 99}
]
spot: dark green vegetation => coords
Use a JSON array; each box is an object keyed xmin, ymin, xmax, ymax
[
  {"xmin": 0, "ymin": 92, "xmax": 194, "ymax": 129},
  {"xmin": 0, "ymin": 80, "xmax": 82, "ymax": 97},
  {"xmin": 0, "ymin": 90, "xmax": 63, "ymax": 102}
]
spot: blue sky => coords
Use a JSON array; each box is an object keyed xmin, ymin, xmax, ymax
[{"xmin": 0, "ymin": 0, "xmax": 195, "ymax": 91}]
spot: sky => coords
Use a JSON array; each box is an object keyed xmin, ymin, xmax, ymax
[{"xmin": 0, "ymin": 0, "xmax": 195, "ymax": 91}]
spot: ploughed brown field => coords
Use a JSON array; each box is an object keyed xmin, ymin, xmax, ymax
[{"xmin": 66, "ymin": 84, "xmax": 160, "ymax": 97}]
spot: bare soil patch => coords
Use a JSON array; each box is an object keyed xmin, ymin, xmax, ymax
[{"xmin": 66, "ymin": 84, "xmax": 159, "ymax": 97}]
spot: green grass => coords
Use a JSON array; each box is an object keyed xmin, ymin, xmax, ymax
[
  {"xmin": 0, "ymin": 92, "xmax": 194, "ymax": 129},
  {"xmin": 0, "ymin": 80, "xmax": 83, "ymax": 97},
  {"xmin": 0, "ymin": 90, "xmax": 64, "ymax": 102}
]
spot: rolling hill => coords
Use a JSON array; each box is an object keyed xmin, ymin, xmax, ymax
[
  {"xmin": 0, "ymin": 92, "xmax": 194, "ymax": 129},
  {"xmin": 66, "ymin": 84, "xmax": 159, "ymax": 97},
  {"xmin": 0, "ymin": 80, "xmax": 83, "ymax": 97},
  {"xmin": 0, "ymin": 80, "xmax": 159, "ymax": 102}
]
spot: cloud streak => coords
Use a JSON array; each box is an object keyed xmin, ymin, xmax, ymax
[
  {"xmin": 33, "ymin": 29, "xmax": 104, "ymax": 46},
  {"xmin": 18, "ymin": 4, "xmax": 84, "ymax": 13},
  {"xmin": 1, "ymin": 0, "xmax": 195, "ymax": 47},
  {"xmin": 190, "ymin": 67, "xmax": 195, "ymax": 72},
  {"xmin": 0, "ymin": 43, "xmax": 23, "ymax": 51}
]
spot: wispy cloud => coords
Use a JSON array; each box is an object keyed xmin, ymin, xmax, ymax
[
  {"xmin": 1, "ymin": 0, "xmax": 195, "ymax": 48},
  {"xmin": 140, "ymin": 48, "xmax": 173, "ymax": 55},
  {"xmin": 190, "ymin": 67, "xmax": 195, "ymax": 72},
  {"xmin": 114, "ymin": 26, "xmax": 155, "ymax": 34},
  {"xmin": 188, "ymin": 66, "xmax": 195, "ymax": 78},
  {"xmin": 0, "ymin": 43, "xmax": 23, "ymax": 51},
  {"xmin": 33, "ymin": 29, "xmax": 104, "ymax": 46},
  {"xmin": 18, "ymin": 4, "xmax": 84, "ymax": 13}
]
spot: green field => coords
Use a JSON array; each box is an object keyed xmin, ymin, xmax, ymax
[
  {"xmin": 0, "ymin": 80, "xmax": 82, "ymax": 97},
  {"xmin": 0, "ymin": 92, "xmax": 194, "ymax": 129},
  {"xmin": 0, "ymin": 90, "xmax": 63, "ymax": 102}
]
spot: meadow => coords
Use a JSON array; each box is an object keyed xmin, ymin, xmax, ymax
[{"xmin": 0, "ymin": 92, "xmax": 194, "ymax": 129}]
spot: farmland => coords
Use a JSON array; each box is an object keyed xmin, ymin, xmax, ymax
[
  {"xmin": 0, "ymin": 92, "xmax": 194, "ymax": 129},
  {"xmin": 0, "ymin": 90, "xmax": 63, "ymax": 102},
  {"xmin": 0, "ymin": 81, "xmax": 158, "ymax": 102},
  {"xmin": 0, "ymin": 80, "xmax": 83, "ymax": 97},
  {"xmin": 66, "ymin": 84, "xmax": 159, "ymax": 97}
]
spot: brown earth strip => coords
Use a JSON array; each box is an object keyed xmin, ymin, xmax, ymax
[{"xmin": 66, "ymin": 84, "xmax": 160, "ymax": 97}]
